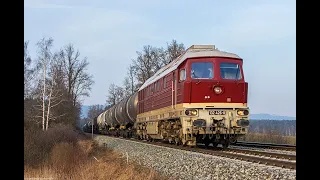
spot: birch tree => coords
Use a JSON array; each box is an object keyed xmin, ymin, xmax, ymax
[
  {"xmin": 36, "ymin": 37, "xmax": 53, "ymax": 131},
  {"xmin": 44, "ymin": 54, "xmax": 66, "ymax": 130}
]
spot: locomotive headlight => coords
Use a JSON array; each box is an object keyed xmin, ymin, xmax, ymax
[
  {"xmin": 237, "ymin": 109, "xmax": 249, "ymax": 116},
  {"xmin": 237, "ymin": 110, "xmax": 244, "ymax": 116},
  {"xmin": 185, "ymin": 109, "xmax": 198, "ymax": 116},
  {"xmin": 191, "ymin": 110, "xmax": 198, "ymax": 115},
  {"xmin": 214, "ymin": 86, "xmax": 223, "ymax": 94}
]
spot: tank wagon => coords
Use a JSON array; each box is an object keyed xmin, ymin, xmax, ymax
[
  {"xmin": 83, "ymin": 117, "xmax": 99, "ymax": 133},
  {"xmin": 95, "ymin": 45, "xmax": 250, "ymax": 148},
  {"xmin": 96, "ymin": 92, "xmax": 138, "ymax": 137}
]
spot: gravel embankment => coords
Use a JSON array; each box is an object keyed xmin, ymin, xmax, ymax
[{"xmin": 93, "ymin": 135, "xmax": 296, "ymax": 180}]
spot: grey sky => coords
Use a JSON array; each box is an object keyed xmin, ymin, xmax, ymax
[{"xmin": 24, "ymin": 0, "xmax": 296, "ymax": 117}]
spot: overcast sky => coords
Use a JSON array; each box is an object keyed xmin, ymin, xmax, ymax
[{"xmin": 24, "ymin": 0, "xmax": 296, "ymax": 117}]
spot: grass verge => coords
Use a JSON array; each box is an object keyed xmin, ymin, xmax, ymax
[{"xmin": 24, "ymin": 124, "xmax": 167, "ymax": 180}]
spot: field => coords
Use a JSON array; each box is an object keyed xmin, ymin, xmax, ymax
[
  {"xmin": 239, "ymin": 133, "xmax": 296, "ymax": 145},
  {"xmin": 24, "ymin": 125, "xmax": 166, "ymax": 180}
]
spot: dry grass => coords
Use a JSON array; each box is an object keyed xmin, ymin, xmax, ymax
[
  {"xmin": 24, "ymin": 125, "xmax": 167, "ymax": 180},
  {"xmin": 239, "ymin": 133, "xmax": 296, "ymax": 145}
]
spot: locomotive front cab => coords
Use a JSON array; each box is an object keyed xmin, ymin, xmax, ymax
[{"xmin": 178, "ymin": 57, "xmax": 250, "ymax": 147}]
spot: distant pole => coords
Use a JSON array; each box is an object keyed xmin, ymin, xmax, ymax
[{"xmin": 92, "ymin": 118, "xmax": 93, "ymax": 139}]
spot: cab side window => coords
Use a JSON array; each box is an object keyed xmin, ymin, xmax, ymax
[{"xmin": 179, "ymin": 69, "xmax": 186, "ymax": 81}]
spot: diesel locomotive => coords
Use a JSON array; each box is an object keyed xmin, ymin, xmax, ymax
[{"xmin": 85, "ymin": 45, "xmax": 250, "ymax": 148}]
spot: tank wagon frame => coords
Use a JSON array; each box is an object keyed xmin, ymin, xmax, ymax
[{"xmin": 92, "ymin": 45, "xmax": 250, "ymax": 148}]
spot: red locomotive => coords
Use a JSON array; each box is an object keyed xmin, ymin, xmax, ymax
[{"xmin": 95, "ymin": 45, "xmax": 250, "ymax": 148}]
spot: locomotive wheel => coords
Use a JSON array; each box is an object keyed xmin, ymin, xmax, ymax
[
  {"xmin": 174, "ymin": 137, "xmax": 181, "ymax": 146},
  {"xmin": 147, "ymin": 136, "xmax": 153, "ymax": 142},
  {"xmin": 204, "ymin": 141, "xmax": 210, "ymax": 148},
  {"xmin": 229, "ymin": 137, "xmax": 237, "ymax": 144},
  {"xmin": 180, "ymin": 129, "xmax": 187, "ymax": 146},
  {"xmin": 181, "ymin": 139, "xmax": 187, "ymax": 146},
  {"xmin": 212, "ymin": 142, "xmax": 218, "ymax": 148},
  {"xmin": 203, "ymin": 136, "xmax": 211, "ymax": 148},
  {"xmin": 221, "ymin": 139, "xmax": 230, "ymax": 148}
]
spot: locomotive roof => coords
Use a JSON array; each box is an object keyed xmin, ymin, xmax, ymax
[{"xmin": 138, "ymin": 45, "xmax": 241, "ymax": 91}]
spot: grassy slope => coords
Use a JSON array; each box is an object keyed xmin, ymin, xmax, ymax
[{"xmin": 24, "ymin": 125, "xmax": 167, "ymax": 180}]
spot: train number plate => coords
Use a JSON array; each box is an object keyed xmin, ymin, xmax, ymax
[{"xmin": 209, "ymin": 110, "xmax": 226, "ymax": 115}]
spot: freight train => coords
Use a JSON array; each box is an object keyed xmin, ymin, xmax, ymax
[{"xmin": 83, "ymin": 45, "xmax": 250, "ymax": 148}]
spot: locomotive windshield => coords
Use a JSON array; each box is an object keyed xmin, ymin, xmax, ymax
[
  {"xmin": 191, "ymin": 62, "xmax": 213, "ymax": 79},
  {"xmin": 220, "ymin": 63, "xmax": 242, "ymax": 80}
]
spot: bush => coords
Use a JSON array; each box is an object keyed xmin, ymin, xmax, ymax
[{"xmin": 24, "ymin": 125, "xmax": 166, "ymax": 180}]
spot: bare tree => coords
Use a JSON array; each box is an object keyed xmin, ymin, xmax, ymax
[
  {"xmin": 115, "ymin": 85, "xmax": 124, "ymax": 103},
  {"xmin": 154, "ymin": 47, "xmax": 167, "ymax": 71},
  {"xmin": 106, "ymin": 83, "xmax": 117, "ymax": 106},
  {"xmin": 24, "ymin": 40, "xmax": 39, "ymax": 127},
  {"xmin": 123, "ymin": 77, "xmax": 131, "ymax": 98},
  {"xmin": 132, "ymin": 45, "xmax": 158, "ymax": 87},
  {"xmin": 166, "ymin": 39, "xmax": 185, "ymax": 63},
  {"xmin": 24, "ymin": 41, "xmax": 39, "ymax": 99},
  {"xmin": 129, "ymin": 40, "xmax": 185, "ymax": 90},
  {"xmin": 60, "ymin": 44, "xmax": 94, "ymax": 106},
  {"xmin": 36, "ymin": 37, "xmax": 53, "ymax": 131},
  {"xmin": 24, "ymin": 38, "xmax": 94, "ymax": 130},
  {"xmin": 128, "ymin": 65, "xmax": 136, "ymax": 94},
  {"xmin": 122, "ymin": 64, "xmax": 137, "ymax": 97},
  {"xmin": 87, "ymin": 105, "xmax": 105, "ymax": 120},
  {"xmin": 44, "ymin": 54, "xmax": 67, "ymax": 130},
  {"xmin": 106, "ymin": 83, "xmax": 125, "ymax": 106},
  {"xmin": 24, "ymin": 41, "xmax": 32, "ymax": 98}
]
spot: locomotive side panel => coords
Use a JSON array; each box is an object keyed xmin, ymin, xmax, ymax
[
  {"xmin": 138, "ymin": 72, "xmax": 174, "ymax": 114},
  {"xmin": 152, "ymin": 72, "xmax": 174, "ymax": 110},
  {"xmin": 177, "ymin": 61, "xmax": 188, "ymax": 104},
  {"xmin": 138, "ymin": 60, "xmax": 187, "ymax": 114}
]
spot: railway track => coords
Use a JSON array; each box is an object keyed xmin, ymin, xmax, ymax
[
  {"xmin": 92, "ymin": 134, "xmax": 296, "ymax": 170},
  {"xmin": 223, "ymin": 148, "xmax": 296, "ymax": 160},
  {"xmin": 233, "ymin": 141, "xmax": 296, "ymax": 151}
]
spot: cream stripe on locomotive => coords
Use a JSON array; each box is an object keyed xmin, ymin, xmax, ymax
[{"xmin": 136, "ymin": 102, "xmax": 248, "ymax": 123}]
